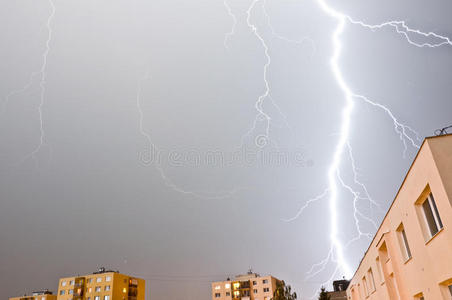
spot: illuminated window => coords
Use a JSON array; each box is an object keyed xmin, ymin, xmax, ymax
[
  {"xmin": 421, "ymin": 193, "xmax": 443, "ymax": 238},
  {"xmin": 94, "ymin": 297, "xmax": 100, "ymax": 300},
  {"xmin": 233, "ymin": 291, "xmax": 240, "ymax": 297},
  {"xmin": 233, "ymin": 283, "xmax": 240, "ymax": 289},
  {"xmin": 106, "ymin": 276, "xmax": 111, "ymax": 282},
  {"xmin": 225, "ymin": 283, "xmax": 230, "ymax": 289},
  {"xmin": 215, "ymin": 293, "xmax": 221, "ymax": 298},
  {"xmin": 104, "ymin": 296, "xmax": 110, "ymax": 300},
  {"xmin": 215, "ymin": 285, "xmax": 221, "ymax": 290},
  {"xmin": 123, "ymin": 288, "xmax": 127, "ymax": 293},
  {"xmin": 397, "ymin": 224, "xmax": 412, "ymax": 261},
  {"xmin": 96, "ymin": 277, "xmax": 102, "ymax": 283},
  {"xmin": 62, "ymin": 281, "xmax": 67, "ymax": 287},
  {"xmin": 88, "ymin": 288, "xmax": 92, "ymax": 293}
]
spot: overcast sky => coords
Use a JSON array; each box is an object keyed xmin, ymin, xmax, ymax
[{"xmin": 1, "ymin": 0, "xmax": 451, "ymax": 299}]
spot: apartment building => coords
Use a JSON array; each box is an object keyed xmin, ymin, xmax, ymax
[
  {"xmin": 10, "ymin": 290, "xmax": 57, "ymax": 300},
  {"xmin": 57, "ymin": 268, "xmax": 145, "ymax": 300},
  {"xmin": 346, "ymin": 134, "xmax": 452, "ymax": 300},
  {"xmin": 211, "ymin": 271, "xmax": 280, "ymax": 300}
]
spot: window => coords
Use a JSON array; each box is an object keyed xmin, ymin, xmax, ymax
[
  {"xmin": 106, "ymin": 276, "xmax": 111, "ymax": 282},
  {"xmin": 87, "ymin": 298, "xmax": 91, "ymax": 300},
  {"xmin": 215, "ymin": 285, "xmax": 221, "ymax": 290},
  {"xmin": 62, "ymin": 281, "xmax": 67, "ymax": 287},
  {"xmin": 422, "ymin": 193, "xmax": 443, "ymax": 238},
  {"xmin": 95, "ymin": 297, "xmax": 100, "ymax": 300},
  {"xmin": 96, "ymin": 277, "xmax": 102, "ymax": 283},
  {"xmin": 69, "ymin": 280, "xmax": 75, "ymax": 285},
  {"xmin": 95, "ymin": 287, "xmax": 101, "ymax": 292},
  {"xmin": 123, "ymin": 288, "xmax": 127, "ymax": 293},
  {"xmin": 226, "ymin": 292, "xmax": 230, "ymax": 296},
  {"xmin": 60, "ymin": 290, "xmax": 65, "ymax": 295},
  {"xmin": 253, "ymin": 289, "xmax": 258, "ymax": 293},
  {"xmin": 215, "ymin": 293, "xmax": 221, "ymax": 298},
  {"xmin": 88, "ymin": 278, "xmax": 93, "ymax": 284},
  {"xmin": 225, "ymin": 283, "xmax": 230, "ymax": 289},
  {"xmin": 263, "ymin": 279, "xmax": 268, "ymax": 284},
  {"xmin": 233, "ymin": 283, "xmax": 240, "ymax": 289},
  {"xmin": 104, "ymin": 296, "xmax": 110, "ymax": 300},
  {"xmin": 263, "ymin": 288, "xmax": 270, "ymax": 293},
  {"xmin": 88, "ymin": 287, "xmax": 92, "ymax": 293},
  {"xmin": 253, "ymin": 281, "xmax": 257, "ymax": 285},
  {"xmin": 69, "ymin": 290, "xmax": 73, "ymax": 295},
  {"xmin": 397, "ymin": 224, "xmax": 412, "ymax": 261},
  {"xmin": 105, "ymin": 285, "xmax": 110, "ymax": 291},
  {"xmin": 367, "ymin": 268, "xmax": 376, "ymax": 293}
]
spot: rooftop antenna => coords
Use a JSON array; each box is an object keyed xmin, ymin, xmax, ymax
[{"xmin": 435, "ymin": 125, "xmax": 452, "ymax": 136}]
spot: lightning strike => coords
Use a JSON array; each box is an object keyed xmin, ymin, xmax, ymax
[
  {"xmin": 136, "ymin": 72, "xmax": 242, "ymax": 200},
  {"xmin": 223, "ymin": 0, "xmax": 237, "ymax": 50},
  {"xmin": 346, "ymin": 17, "xmax": 452, "ymax": 48},
  {"xmin": 241, "ymin": 0, "xmax": 273, "ymax": 149},
  {"xmin": 18, "ymin": 0, "xmax": 56, "ymax": 164},
  {"xmin": 296, "ymin": 0, "xmax": 452, "ymax": 294}
]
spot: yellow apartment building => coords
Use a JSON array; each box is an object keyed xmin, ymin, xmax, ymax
[
  {"xmin": 211, "ymin": 271, "xmax": 281, "ymax": 300},
  {"xmin": 10, "ymin": 290, "xmax": 57, "ymax": 300},
  {"xmin": 57, "ymin": 268, "xmax": 145, "ymax": 300},
  {"xmin": 346, "ymin": 134, "xmax": 452, "ymax": 300}
]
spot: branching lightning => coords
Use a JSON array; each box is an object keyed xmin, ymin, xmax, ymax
[
  {"xmin": 5, "ymin": 0, "xmax": 56, "ymax": 164},
  {"xmin": 276, "ymin": 0, "xmax": 452, "ymax": 296},
  {"xmin": 135, "ymin": 72, "xmax": 242, "ymax": 200},
  {"xmin": 223, "ymin": 0, "xmax": 237, "ymax": 50}
]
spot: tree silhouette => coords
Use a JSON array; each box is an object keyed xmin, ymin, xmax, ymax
[
  {"xmin": 272, "ymin": 280, "xmax": 297, "ymax": 300},
  {"xmin": 318, "ymin": 286, "xmax": 331, "ymax": 300}
]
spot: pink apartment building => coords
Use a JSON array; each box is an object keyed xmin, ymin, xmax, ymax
[{"xmin": 346, "ymin": 134, "xmax": 452, "ymax": 300}]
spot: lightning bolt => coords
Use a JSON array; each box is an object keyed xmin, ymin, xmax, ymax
[
  {"xmin": 223, "ymin": 0, "xmax": 237, "ymax": 50},
  {"xmin": 5, "ymin": 0, "xmax": 56, "ymax": 164},
  {"xmin": 135, "ymin": 72, "xmax": 242, "ymax": 200},
  {"xmin": 281, "ymin": 0, "xmax": 451, "ymax": 296}
]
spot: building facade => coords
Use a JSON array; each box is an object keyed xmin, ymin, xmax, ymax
[
  {"xmin": 57, "ymin": 268, "xmax": 145, "ymax": 300},
  {"xmin": 346, "ymin": 134, "xmax": 452, "ymax": 300},
  {"xmin": 211, "ymin": 271, "xmax": 280, "ymax": 300},
  {"xmin": 10, "ymin": 290, "xmax": 57, "ymax": 300}
]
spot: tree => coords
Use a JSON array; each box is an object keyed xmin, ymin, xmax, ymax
[
  {"xmin": 318, "ymin": 286, "xmax": 331, "ymax": 300},
  {"xmin": 272, "ymin": 280, "xmax": 297, "ymax": 300}
]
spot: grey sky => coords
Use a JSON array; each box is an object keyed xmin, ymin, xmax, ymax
[{"xmin": 1, "ymin": 0, "xmax": 451, "ymax": 299}]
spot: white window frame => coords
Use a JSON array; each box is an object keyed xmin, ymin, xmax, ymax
[{"xmin": 421, "ymin": 193, "xmax": 443, "ymax": 238}]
